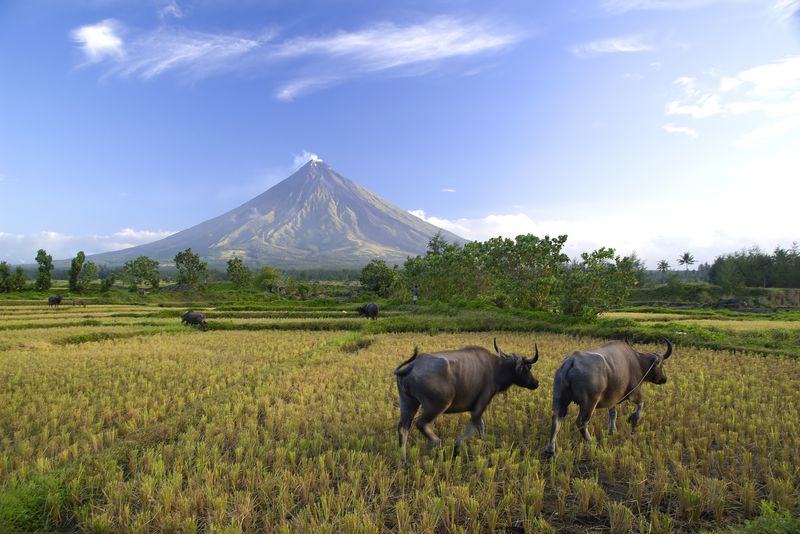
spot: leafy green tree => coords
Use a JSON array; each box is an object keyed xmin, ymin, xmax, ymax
[
  {"xmin": 226, "ymin": 257, "xmax": 251, "ymax": 289},
  {"xmin": 11, "ymin": 266, "xmax": 26, "ymax": 291},
  {"xmin": 78, "ymin": 261, "xmax": 98, "ymax": 290},
  {"xmin": 426, "ymin": 232, "xmax": 448, "ymax": 256},
  {"xmin": 35, "ymin": 249, "xmax": 53, "ymax": 291},
  {"xmin": 253, "ymin": 266, "xmax": 282, "ymax": 292},
  {"xmin": 359, "ymin": 259, "xmax": 396, "ymax": 296},
  {"xmin": 0, "ymin": 262, "xmax": 10, "ymax": 292},
  {"xmin": 100, "ymin": 275, "xmax": 116, "ymax": 293},
  {"xmin": 558, "ymin": 248, "xmax": 638, "ymax": 318},
  {"xmin": 174, "ymin": 248, "xmax": 208, "ymax": 289},
  {"xmin": 122, "ymin": 256, "xmax": 160, "ymax": 290},
  {"xmin": 68, "ymin": 251, "xmax": 86, "ymax": 292}
]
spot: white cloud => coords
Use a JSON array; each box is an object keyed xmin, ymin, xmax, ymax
[
  {"xmin": 662, "ymin": 123, "xmax": 699, "ymax": 137},
  {"xmin": 773, "ymin": 0, "xmax": 800, "ymax": 21},
  {"xmin": 71, "ymin": 19, "xmax": 125, "ymax": 62},
  {"xmin": 157, "ymin": 0, "xmax": 184, "ymax": 21},
  {"xmin": 667, "ymin": 55, "xmax": 800, "ymax": 142},
  {"xmin": 441, "ymin": 188, "xmax": 456, "ymax": 193},
  {"xmin": 72, "ymin": 16, "xmax": 522, "ymax": 99},
  {"xmin": 571, "ymin": 35, "xmax": 653, "ymax": 58},
  {"xmin": 0, "ymin": 228, "xmax": 175, "ymax": 264},
  {"xmin": 292, "ymin": 150, "xmax": 322, "ymax": 169},
  {"xmin": 602, "ymin": 0, "xmax": 733, "ymax": 13}
]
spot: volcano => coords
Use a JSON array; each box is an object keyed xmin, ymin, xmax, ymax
[{"xmin": 89, "ymin": 159, "xmax": 466, "ymax": 268}]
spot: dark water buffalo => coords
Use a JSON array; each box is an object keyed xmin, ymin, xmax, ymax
[
  {"xmin": 48, "ymin": 295, "xmax": 62, "ymax": 308},
  {"xmin": 545, "ymin": 339, "xmax": 673, "ymax": 456},
  {"xmin": 394, "ymin": 339, "xmax": 540, "ymax": 461},
  {"xmin": 181, "ymin": 311, "xmax": 207, "ymax": 331},
  {"xmin": 357, "ymin": 302, "xmax": 379, "ymax": 320}
]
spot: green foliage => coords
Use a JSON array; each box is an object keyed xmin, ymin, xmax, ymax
[
  {"xmin": 100, "ymin": 275, "xmax": 115, "ymax": 293},
  {"xmin": 123, "ymin": 256, "xmax": 161, "ymax": 290},
  {"xmin": 358, "ymin": 259, "xmax": 396, "ymax": 296},
  {"xmin": 709, "ymin": 501, "xmax": 800, "ymax": 533},
  {"xmin": 0, "ymin": 472, "xmax": 65, "ymax": 532},
  {"xmin": 559, "ymin": 248, "xmax": 639, "ymax": 318},
  {"xmin": 252, "ymin": 266, "xmax": 282, "ymax": 292},
  {"xmin": 79, "ymin": 261, "xmax": 98, "ymax": 290},
  {"xmin": 710, "ymin": 245, "xmax": 800, "ymax": 289},
  {"xmin": 68, "ymin": 251, "xmax": 85, "ymax": 292},
  {"xmin": 226, "ymin": 257, "xmax": 251, "ymax": 289},
  {"xmin": 174, "ymin": 248, "xmax": 209, "ymax": 289},
  {"xmin": 0, "ymin": 262, "xmax": 10, "ymax": 292},
  {"xmin": 11, "ymin": 266, "xmax": 26, "ymax": 291},
  {"xmin": 35, "ymin": 249, "xmax": 53, "ymax": 291}
]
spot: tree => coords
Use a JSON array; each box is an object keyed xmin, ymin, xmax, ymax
[
  {"xmin": 226, "ymin": 257, "xmax": 251, "ymax": 289},
  {"xmin": 426, "ymin": 232, "xmax": 448, "ymax": 256},
  {"xmin": 68, "ymin": 251, "xmax": 86, "ymax": 292},
  {"xmin": 657, "ymin": 259, "xmax": 670, "ymax": 282},
  {"xmin": 359, "ymin": 259, "xmax": 397, "ymax": 296},
  {"xmin": 78, "ymin": 261, "xmax": 98, "ymax": 290},
  {"xmin": 100, "ymin": 275, "xmax": 115, "ymax": 293},
  {"xmin": 677, "ymin": 252, "xmax": 695, "ymax": 279},
  {"xmin": 35, "ymin": 249, "xmax": 53, "ymax": 291},
  {"xmin": 122, "ymin": 256, "xmax": 160, "ymax": 290},
  {"xmin": 174, "ymin": 248, "xmax": 208, "ymax": 289},
  {"xmin": 252, "ymin": 266, "xmax": 282, "ymax": 292},
  {"xmin": 558, "ymin": 247, "xmax": 638, "ymax": 318},
  {"xmin": 0, "ymin": 262, "xmax": 10, "ymax": 292},
  {"xmin": 11, "ymin": 266, "xmax": 26, "ymax": 291}
]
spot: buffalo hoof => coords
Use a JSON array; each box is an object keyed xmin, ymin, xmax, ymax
[{"xmin": 543, "ymin": 447, "xmax": 555, "ymax": 459}]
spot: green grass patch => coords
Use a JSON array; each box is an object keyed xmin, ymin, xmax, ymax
[{"xmin": 0, "ymin": 472, "xmax": 67, "ymax": 532}]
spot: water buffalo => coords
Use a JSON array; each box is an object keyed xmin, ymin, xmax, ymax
[
  {"xmin": 357, "ymin": 302, "xmax": 379, "ymax": 320},
  {"xmin": 545, "ymin": 339, "xmax": 673, "ymax": 456},
  {"xmin": 72, "ymin": 298, "xmax": 86, "ymax": 307},
  {"xmin": 48, "ymin": 295, "xmax": 62, "ymax": 308},
  {"xmin": 394, "ymin": 338, "xmax": 540, "ymax": 461},
  {"xmin": 181, "ymin": 311, "xmax": 207, "ymax": 331}
]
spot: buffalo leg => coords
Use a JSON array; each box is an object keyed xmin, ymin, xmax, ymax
[
  {"xmin": 627, "ymin": 402, "xmax": 643, "ymax": 429},
  {"xmin": 454, "ymin": 410, "xmax": 486, "ymax": 456},
  {"xmin": 576, "ymin": 401, "xmax": 597, "ymax": 443},
  {"xmin": 608, "ymin": 408, "xmax": 617, "ymax": 435},
  {"xmin": 415, "ymin": 403, "xmax": 448, "ymax": 448},
  {"xmin": 544, "ymin": 402, "xmax": 569, "ymax": 456},
  {"xmin": 477, "ymin": 417, "xmax": 486, "ymax": 439},
  {"xmin": 398, "ymin": 396, "xmax": 420, "ymax": 463}
]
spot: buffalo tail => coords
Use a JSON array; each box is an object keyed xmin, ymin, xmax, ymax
[{"xmin": 393, "ymin": 347, "xmax": 419, "ymax": 376}]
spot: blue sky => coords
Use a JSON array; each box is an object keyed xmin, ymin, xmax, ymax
[{"xmin": 1, "ymin": 0, "xmax": 798, "ymax": 268}]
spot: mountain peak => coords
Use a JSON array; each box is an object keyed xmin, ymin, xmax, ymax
[{"xmin": 89, "ymin": 160, "xmax": 467, "ymax": 268}]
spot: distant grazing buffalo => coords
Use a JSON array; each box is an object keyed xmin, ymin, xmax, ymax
[
  {"xmin": 394, "ymin": 339, "xmax": 540, "ymax": 461},
  {"xmin": 48, "ymin": 295, "xmax": 62, "ymax": 308},
  {"xmin": 545, "ymin": 339, "xmax": 673, "ymax": 456},
  {"xmin": 181, "ymin": 311, "xmax": 208, "ymax": 331},
  {"xmin": 357, "ymin": 302, "xmax": 379, "ymax": 320},
  {"xmin": 72, "ymin": 298, "xmax": 86, "ymax": 307}
]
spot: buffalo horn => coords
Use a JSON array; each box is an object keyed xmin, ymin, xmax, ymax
[
  {"xmin": 493, "ymin": 337, "xmax": 505, "ymax": 357},
  {"xmin": 523, "ymin": 343, "xmax": 539, "ymax": 365},
  {"xmin": 661, "ymin": 338, "xmax": 673, "ymax": 360}
]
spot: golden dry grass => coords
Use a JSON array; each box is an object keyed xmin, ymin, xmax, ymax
[{"xmin": 0, "ymin": 305, "xmax": 798, "ymax": 532}]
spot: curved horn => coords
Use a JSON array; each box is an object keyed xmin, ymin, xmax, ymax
[
  {"xmin": 524, "ymin": 343, "xmax": 539, "ymax": 365},
  {"xmin": 661, "ymin": 338, "xmax": 673, "ymax": 360},
  {"xmin": 494, "ymin": 337, "xmax": 501, "ymax": 355}
]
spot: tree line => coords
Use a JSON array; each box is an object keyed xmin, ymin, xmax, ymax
[
  {"xmin": 359, "ymin": 233, "xmax": 640, "ymax": 318},
  {"xmin": 709, "ymin": 245, "xmax": 800, "ymax": 291}
]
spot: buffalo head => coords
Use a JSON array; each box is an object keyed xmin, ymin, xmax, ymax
[{"xmin": 494, "ymin": 338, "xmax": 540, "ymax": 390}]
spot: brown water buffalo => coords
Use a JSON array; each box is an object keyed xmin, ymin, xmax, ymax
[
  {"xmin": 545, "ymin": 339, "xmax": 673, "ymax": 456},
  {"xmin": 72, "ymin": 298, "xmax": 86, "ymax": 307},
  {"xmin": 181, "ymin": 311, "xmax": 207, "ymax": 331},
  {"xmin": 394, "ymin": 339, "xmax": 540, "ymax": 461}
]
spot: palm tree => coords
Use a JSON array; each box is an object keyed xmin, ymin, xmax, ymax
[
  {"xmin": 677, "ymin": 252, "xmax": 695, "ymax": 280},
  {"xmin": 657, "ymin": 259, "xmax": 670, "ymax": 282}
]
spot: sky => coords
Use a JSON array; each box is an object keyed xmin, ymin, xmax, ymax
[{"xmin": 1, "ymin": 0, "xmax": 799, "ymax": 268}]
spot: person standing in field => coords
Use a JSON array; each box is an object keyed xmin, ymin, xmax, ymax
[{"xmin": 412, "ymin": 286, "xmax": 418, "ymax": 305}]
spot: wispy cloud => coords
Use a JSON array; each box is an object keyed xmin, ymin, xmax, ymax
[
  {"xmin": 0, "ymin": 228, "xmax": 175, "ymax": 264},
  {"xmin": 773, "ymin": 0, "xmax": 800, "ymax": 21},
  {"xmin": 71, "ymin": 19, "xmax": 124, "ymax": 63},
  {"xmin": 571, "ymin": 35, "xmax": 653, "ymax": 58},
  {"xmin": 157, "ymin": 0, "xmax": 184, "ymax": 21},
  {"xmin": 72, "ymin": 16, "xmax": 522, "ymax": 99},
  {"xmin": 441, "ymin": 188, "xmax": 456, "ymax": 193},
  {"xmin": 602, "ymin": 0, "xmax": 726, "ymax": 14},
  {"xmin": 667, "ymin": 56, "xmax": 800, "ymax": 142},
  {"xmin": 662, "ymin": 123, "xmax": 699, "ymax": 137},
  {"xmin": 292, "ymin": 150, "xmax": 322, "ymax": 169}
]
